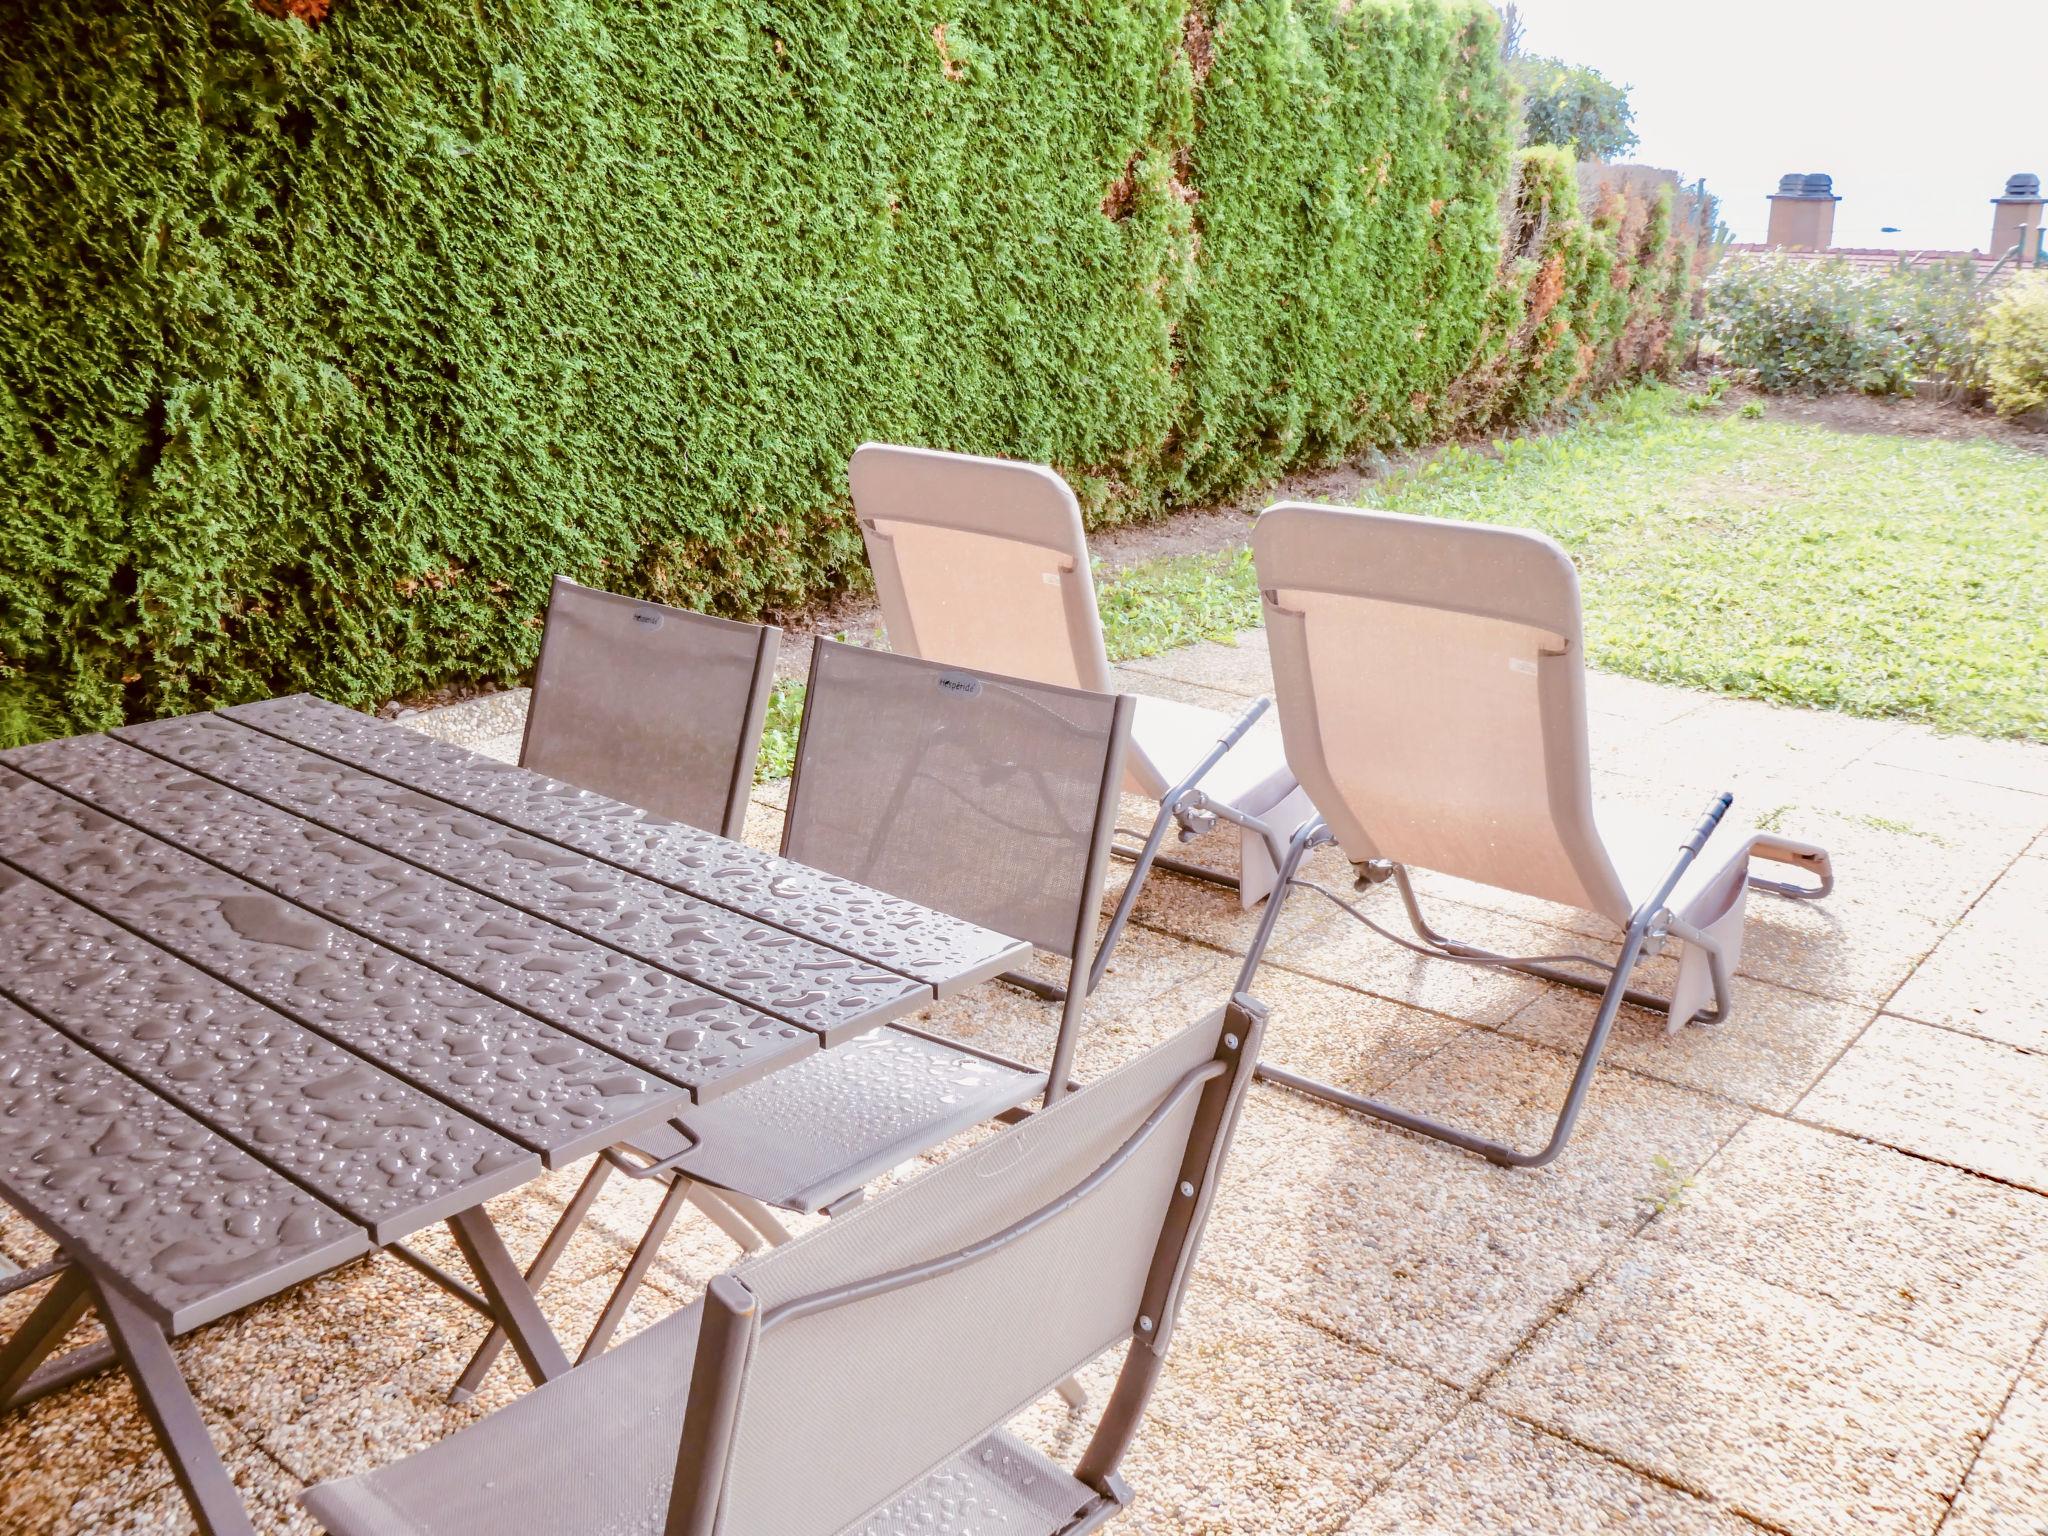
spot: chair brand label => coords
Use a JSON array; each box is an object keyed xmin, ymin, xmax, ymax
[{"xmin": 936, "ymin": 672, "xmax": 983, "ymax": 698}]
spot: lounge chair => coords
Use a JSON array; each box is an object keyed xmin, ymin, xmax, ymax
[
  {"xmin": 458, "ymin": 642, "xmax": 1133, "ymax": 1397},
  {"xmin": 521, "ymin": 575, "xmax": 781, "ymax": 838},
  {"xmin": 1236, "ymin": 504, "xmax": 1833, "ymax": 1168},
  {"xmin": 302, "ymin": 996, "xmax": 1269, "ymax": 1536},
  {"xmin": 850, "ymin": 443, "xmax": 1316, "ymax": 996}
]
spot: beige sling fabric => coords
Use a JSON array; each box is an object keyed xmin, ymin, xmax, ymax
[
  {"xmin": 1256, "ymin": 503, "xmax": 1827, "ymax": 1028},
  {"xmin": 1257, "ymin": 505, "xmax": 1632, "ymax": 924},
  {"xmin": 852, "ymin": 443, "xmax": 1305, "ymax": 905}
]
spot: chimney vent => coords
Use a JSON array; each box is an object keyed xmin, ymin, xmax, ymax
[
  {"xmin": 1766, "ymin": 171, "xmax": 1839, "ymax": 250},
  {"xmin": 1991, "ymin": 172, "xmax": 2045, "ymax": 261}
]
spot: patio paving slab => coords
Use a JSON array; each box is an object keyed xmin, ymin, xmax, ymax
[
  {"xmin": 1259, "ymin": 889, "xmax": 1572, "ymax": 1028},
  {"xmin": 1234, "ymin": 965, "xmax": 1481, "ymax": 1100},
  {"xmin": 1869, "ymin": 728, "xmax": 2048, "ymax": 800},
  {"xmin": 0, "ymin": 1368, "xmax": 245, "ymax": 1534},
  {"xmin": 1596, "ymin": 692, "xmax": 1906, "ymax": 800},
  {"xmin": 1500, "ymin": 975, "xmax": 1871, "ymax": 1113},
  {"xmin": 1124, "ymin": 1277, "xmax": 1463, "ymax": 1534},
  {"xmin": 174, "ymin": 1257, "xmax": 475, "ymax": 1437},
  {"xmin": 1118, "ymin": 637, "xmax": 1273, "ymax": 699},
  {"xmin": 1581, "ymin": 669, "xmax": 1714, "ymax": 727},
  {"xmin": 1795, "ymin": 1016, "xmax": 2048, "ymax": 1193},
  {"xmin": 1940, "ymin": 1330, "xmax": 2048, "ymax": 1536},
  {"xmin": 1643, "ymin": 1116, "xmax": 2048, "ymax": 1367},
  {"xmin": 1801, "ymin": 760, "xmax": 2048, "ymax": 851},
  {"xmin": 1489, "ymin": 1248, "xmax": 2012, "ymax": 1536},
  {"xmin": 1889, "ymin": 855, "xmax": 2048, "ymax": 1051},
  {"xmin": 90, "ymin": 1447, "xmax": 317, "ymax": 1536},
  {"xmin": 1346, "ymin": 1404, "xmax": 1766, "ymax": 1535},
  {"xmin": 1199, "ymin": 1031, "xmax": 1746, "ymax": 1388}
]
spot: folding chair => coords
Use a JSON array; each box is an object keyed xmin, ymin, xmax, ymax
[
  {"xmin": 850, "ymin": 443, "xmax": 1317, "ymax": 998},
  {"xmin": 454, "ymin": 642, "xmax": 1133, "ymax": 1397},
  {"xmin": 1237, "ymin": 504, "xmax": 1835, "ymax": 1169},
  {"xmin": 303, "ymin": 996, "xmax": 1269, "ymax": 1536},
  {"xmin": 521, "ymin": 576, "xmax": 781, "ymax": 838}
]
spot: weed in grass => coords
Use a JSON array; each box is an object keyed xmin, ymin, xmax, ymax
[
  {"xmin": 756, "ymin": 678, "xmax": 806, "ymax": 783},
  {"xmin": 1096, "ymin": 546, "xmax": 1262, "ymax": 662}
]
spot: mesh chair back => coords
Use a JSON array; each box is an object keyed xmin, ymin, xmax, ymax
[
  {"xmin": 702, "ymin": 1005, "xmax": 1254, "ymax": 1536},
  {"xmin": 520, "ymin": 577, "xmax": 779, "ymax": 839},
  {"xmin": 1253, "ymin": 504, "xmax": 1633, "ymax": 924},
  {"xmin": 850, "ymin": 443, "xmax": 1116, "ymax": 693},
  {"xmin": 782, "ymin": 640, "xmax": 1129, "ymax": 958}
]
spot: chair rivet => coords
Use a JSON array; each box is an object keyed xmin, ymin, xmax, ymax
[
  {"xmin": 1179, "ymin": 1181, "xmax": 1195, "ymax": 1198},
  {"xmin": 1137, "ymin": 1315, "xmax": 1154, "ymax": 1332},
  {"xmin": 1224, "ymin": 1033, "xmax": 1239, "ymax": 1050}
]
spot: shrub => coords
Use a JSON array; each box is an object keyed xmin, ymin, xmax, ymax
[
  {"xmin": 1705, "ymin": 253, "xmax": 1990, "ymax": 397},
  {"xmin": 0, "ymin": 0, "xmax": 1200, "ymax": 741},
  {"xmin": 1510, "ymin": 54, "xmax": 1637, "ymax": 160},
  {"xmin": 1979, "ymin": 275, "xmax": 2048, "ymax": 418},
  {"xmin": 1445, "ymin": 153, "xmax": 1709, "ymax": 426},
  {"xmin": 0, "ymin": 0, "xmax": 1692, "ymax": 745},
  {"xmin": 1166, "ymin": 0, "xmax": 1515, "ymax": 499}
]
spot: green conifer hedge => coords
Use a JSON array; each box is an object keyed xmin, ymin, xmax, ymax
[{"xmin": 0, "ymin": 0, "xmax": 1694, "ymax": 744}]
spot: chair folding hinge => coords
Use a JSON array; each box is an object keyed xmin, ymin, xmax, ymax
[
  {"xmin": 1354, "ymin": 859, "xmax": 1396, "ymax": 889},
  {"xmin": 1174, "ymin": 792, "xmax": 1219, "ymax": 842},
  {"xmin": 1639, "ymin": 909, "xmax": 1675, "ymax": 960}
]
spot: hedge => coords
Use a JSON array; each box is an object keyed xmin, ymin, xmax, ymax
[{"xmin": 0, "ymin": 0, "xmax": 1700, "ymax": 746}]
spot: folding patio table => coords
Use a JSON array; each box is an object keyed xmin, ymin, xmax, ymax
[{"xmin": 0, "ymin": 695, "xmax": 1027, "ymax": 1536}]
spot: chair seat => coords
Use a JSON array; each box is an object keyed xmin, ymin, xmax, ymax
[
  {"xmin": 303, "ymin": 1299, "xmax": 706, "ymax": 1536},
  {"xmin": 302, "ymin": 1292, "xmax": 1090, "ymax": 1536},
  {"xmin": 662, "ymin": 1028, "xmax": 1045, "ymax": 1214},
  {"xmin": 1126, "ymin": 694, "xmax": 1296, "ymax": 814},
  {"xmin": 843, "ymin": 1431, "xmax": 1095, "ymax": 1535}
]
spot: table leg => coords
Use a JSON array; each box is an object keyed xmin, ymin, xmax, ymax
[
  {"xmin": 0, "ymin": 1266, "xmax": 90, "ymax": 1408},
  {"xmin": 577, "ymin": 1174, "xmax": 695, "ymax": 1364},
  {"xmin": 445, "ymin": 1206, "xmax": 573, "ymax": 1389},
  {"xmin": 447, "ymin": 1159, "xmax": 613, "ymax": 1404},
  {"xmin": 93, "ymin": 1277, "xmax": 258, "ymax": 1536}
]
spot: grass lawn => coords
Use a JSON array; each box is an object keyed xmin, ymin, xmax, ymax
[
  {"xmin": 761, "ymin": 386, "xmax": 2046, "ymax": 777},
  {"xmin": 1373, "ymin": 388, "xmax": 2047, "ymax": 740}
]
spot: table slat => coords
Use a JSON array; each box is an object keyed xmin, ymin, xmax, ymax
[
  {"xmin": 0, "ymin": 859, "xmax": 535, "ymax": 1245},
  {"xmin": 227, "ymin": 696, "xmax": 1029, "ymax": 993},
  {"xmin": 2, "ymin": 737, "xmax": 814, "ymax": 1099},
  {"xmin": 0, "ymin": 1000, "xmax": 370, "ymax": 1335},
  {"xmin": 122, "ymin": 714, "xmax": 927, "ymax": 1041},
  {"xmin": 0, "ymin": 769, "xmax": 674, "ymax": 1168}
]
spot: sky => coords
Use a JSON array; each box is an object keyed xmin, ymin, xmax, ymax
[{"xmin": 1513, "ymin": 0, "xmax": 2048, "ymax": 252}]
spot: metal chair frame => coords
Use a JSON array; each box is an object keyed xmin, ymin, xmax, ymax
[
  {"xmin": 1237, "ymin": 795, "xmax": 1831, "ymax": 1168},
  {"xmin": 662, "ymin": 997, "xmax": 1266, "ymax": 1536}
]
